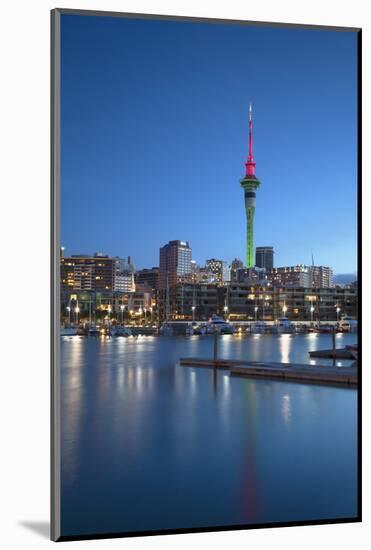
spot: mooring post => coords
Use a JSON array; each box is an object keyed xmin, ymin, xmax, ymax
[{"xmin": 213, "ymin": 331, "xmax": 218, "ymax": 361}]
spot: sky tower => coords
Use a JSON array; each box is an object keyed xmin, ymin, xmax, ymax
[{"xmin": 240, "ymin": 102, "xmax": 261, "ymax": 268}]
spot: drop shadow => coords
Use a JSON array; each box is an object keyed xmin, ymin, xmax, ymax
[{"xmin": 19, "ymin": 521, "xmax": 50, "ymax": 539}]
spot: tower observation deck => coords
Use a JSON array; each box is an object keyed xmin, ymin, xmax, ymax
[{"xmin": 240, "ymin": 103, "xmax": 261, "ymax": 268}]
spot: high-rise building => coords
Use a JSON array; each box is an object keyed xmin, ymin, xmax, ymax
[
  {"xmin": 230, "ymin": 258, "xmax": 244, "ymax": 282},
  {"xmin": 114, "ymin": 256, "xmax": 136, "ymax": 292},
  {"xmin": 240, "ymin": 103, "xmax": 261, "ymax": 267},
  {"xmin": 114, "ymin": 272, "xmax": 135, "ymax": 293},
  {"xmin": 205, "ymin": 258, "xmax": 230, "ymax": 283},
  {"xmin": 158, "ymin": 240, "xmax": 192, "ymax": 289},
  {"xmin": 269, "ymin": 265, "xmax": 311, "ymax": 288},
  {"xmin": 256, "ymin": 246, "xmax": 274, "ymax": 270},
  {"xmin": 269, "ymin": 265, "xmax": 333, "ymax": 288},
  {"xmin": 135, "ymin": 267, "xmax": 159, "ymax": 291},
  {"xmin": 310, "ymin": 266, "xmax": 333, "ymax": 288},
  {"xmin": 61, "ymin": 253, "xmax": 115, "ymax": 291}
]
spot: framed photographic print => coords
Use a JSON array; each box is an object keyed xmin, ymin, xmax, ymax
[{"xmin": 51, "ymin": 8, "xmax": 361, "ymax": 542}]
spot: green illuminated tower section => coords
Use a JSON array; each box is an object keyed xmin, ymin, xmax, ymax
[{"xmin": 240, "ymin": 103, "xmax": 261, "ymax": 268}]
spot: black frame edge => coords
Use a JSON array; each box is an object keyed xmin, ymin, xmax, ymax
[{"xmin": 50, "ymin": 9, "xmax": 362, "ymax": 542}]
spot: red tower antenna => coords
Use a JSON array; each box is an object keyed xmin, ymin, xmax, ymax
[{"xmin": 245, "ymin": 102, "xmax": 256, "ymax": 178}]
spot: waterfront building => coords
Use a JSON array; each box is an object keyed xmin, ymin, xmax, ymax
[
  {"xmin": 230, "ymin": 258, "xmax": 244, "ymax": 282},
  {"xmin": 205, "ymin": 258, "xmax": 230, "ymax": 283},
  {"xmin": 61, "ymin": 253, "xmax": 116, "ymax": 291},
  {"xmin": 240, "ymin": 103, "xmax": 261, "ymax": 267},
  {"xmin": 157, "ymin": 283, "xmax": 224, "ymax": 321},
  {"xmin": 61, "ymin": 288, "xmax": 154, "ymax": 321},
  {"xmin": 180, "ymin": 265, "xmax": 215, "ymax": 285},
  {"xmin": 235, "ymin": 266, "xmax": 269, "ymax": 285},
  {"xmin": 269, "ymin": 265, "xmax": 311, "ymax": 288},
  {"xmin": 269, "ymin": 265, "xmax": 333, "ymax": 288},
  {"xmin": 114, "ymin": 257, "xmax": 136, "ymax": 293},
  {"xmin": 158, "ymin": 240, "xmax": 192, "ymax": 289},
  {"xmin": 256, "ymin": 246, "xmax": 274, "ymax": 270},
  {"xmin": 310, "ymin": 265, "xmax": 333, "ymax": 288},
  {"xmin": 61, "ymin": 253, "xmax": 138, "ymax": 294},
  {"xmin": 135, "ymin": 267, "xmax": 159, "ymax": 291},
  {"xmin": 156, "ymin": 282, "xmax": 357, "ymax": 322},
  {"xmin": 114, "ymin": 272, "xmax": 135, "ymax": 293}
]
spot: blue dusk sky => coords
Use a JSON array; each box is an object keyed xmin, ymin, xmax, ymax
[{"xmin": 61, "ymin": 14, "xmax": 358, "ymax": 274}]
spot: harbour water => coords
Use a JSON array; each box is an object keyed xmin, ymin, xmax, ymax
[{"xmin": 60, "ymin": 333, "xmax": 358, "ymax": 537}]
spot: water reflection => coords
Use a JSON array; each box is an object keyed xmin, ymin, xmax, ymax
[
  {"xmin": 279, "ymin": 334, "xmax": 292, "ymax": 363},
  {"xmin": 281, "ymin": 394, "xmax": 292, "ymax": 424},
  {"xmin": 60, "ymin": 335, "xmax": 357, "ymax": 537}
]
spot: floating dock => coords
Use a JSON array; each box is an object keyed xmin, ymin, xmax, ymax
[
  {"xmin": 308, "ymin": 348, "xmax": 354, "ymax": 359},
  {"xmin": 179, "ymin": 358, "xmax": 357, "ymax": 387}
]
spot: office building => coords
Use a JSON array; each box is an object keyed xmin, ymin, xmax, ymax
[
  {"xmin": 256, "ymin": 246, "xmax": 274, "ymax": 270},
  {"xmin": 205, "ymin": 258, "xmax": 230, "ymax": 283},
  {"xmin": 158, "ymin": 240, "xmax": 192, "ymax": 289}
]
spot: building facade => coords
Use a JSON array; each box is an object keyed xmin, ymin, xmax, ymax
[
  {"xmin": 61, "ymin": 253, "xmax": 116, "ymax": 292},
  {"xmin": 158, "ymin": 240, "xmax": 192, "ymax": 289},
  {"xmin": 269, "ymin": 265, "xmax": 333, "ymax": 288},
  {"xmin": 135, "ymin": 267, "xmax": 159, "ymax": 291},
  {"xmin": 205, "ymin": 258, "xmax": 230, "ymax": 283},
  {"xmin": 157, "ymin": 282, "xmax": 357, "ymax": 322},
  {"xmin": 255, "ymin": 246, "xmax": 274, "ymax": 270},
  {"xmin": 310, "ymin": 266, "xmax": 333, "ymax": 288}
]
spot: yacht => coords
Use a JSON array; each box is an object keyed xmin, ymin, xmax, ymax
[
  {"xmin": 276, "ymin": 317, "xmax": 295, "ymax": 334},
  {"xmin": 208, "ymin": 315, "xmax": 234, "ymax": 334},
  {"xmin": 60, "ymin": 326, "xmax": 77, "ymax": 336},
  {"xmin": 250, "ymin": 320, "xmax": 267, "ymax": 334},
  {"xmin": 338, "ymin": 316, "xmax": 358, "ymax": 333},
  {"xmin": 315, "ymin": 323, "xmax": 336, "ymax": 334},
  {"xmin": 159, "ymin": 323, "xmax": 174, "ymax": 336},
  {"xmin": 113, "ymin": 326, "xmax": 132, "ymax": 337}
]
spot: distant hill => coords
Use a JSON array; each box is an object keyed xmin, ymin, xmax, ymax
[{"xmin": 333, "ymin": 273, "xmax": 357, "ymax": 285}]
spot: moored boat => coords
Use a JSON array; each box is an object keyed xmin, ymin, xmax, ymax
[
  {"xmin": 315, "ymin": 324, "xmax": 336, "ymax": 334},
  {"xmin": 276, "ymin": 317, "xmax": 295, "ymax": 334},
  {"xmin": 338, "ymin": 316, "xmax": 358, "ymax": 333},
  {"xmin": 113, "ymin": 326, "xmax": 132, "ymax": 337},
  {"xmin": 208, "ymin": 314, "xmax": 234, "ymax": 334},
  {"xmin": 250, "ymin": 320, "xmax": 267, "ymax": 334},
  {"xmin": 60, "ymin": 326, "xmax": 78, "ymax": 336}
]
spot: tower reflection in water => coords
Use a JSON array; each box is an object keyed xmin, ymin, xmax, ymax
[{"xmin": 60, "ymin": 335, "xmax": 357, "ymax": 536}]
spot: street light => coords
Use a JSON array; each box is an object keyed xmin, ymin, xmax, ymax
[
  {"xmin": 282, "ymin": 304, "xmax": 287, "ymax": 316},
  {"xmin": 254, "ymin": 306, "xmax": 258, "ymax": 322},
  {"xmin": 75, "ymin": 305, "xmax": 80, "ymax": 325},
  {"xmin": 224, "ymin": 305, "xmax": 228, "ymax": 320},
  {"xmin": 336, "ymin": 306, "xmax": 341, "ymax": 322},
  {"xmin": 191, "ymin": 305, "xmax": 196, "ymax": 322},
  {"xmin": 66, "ymin": 306, "xmax": 71, "ymax": 324},
  {"xmin": 310, "ymin": 305, "xmax": 315, "ymax": 323},
  {"xmin": 138, "ymin": 307, "xmax": 143, "ymax": 326},
  {"xmin": 120, "ymin": 304, "xmax": 125, "ymax": 324}
]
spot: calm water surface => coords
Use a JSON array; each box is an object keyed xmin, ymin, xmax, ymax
[{"xmin": 60, "ymin": 333, "xmax": 358, "ymax": 537}]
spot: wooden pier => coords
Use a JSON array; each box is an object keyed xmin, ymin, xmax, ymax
[
  {"xmin": 308, "ymin": 348, "xmax": 354, "ymax": 359},
  {"xmin": 179, "ymin": 357, "xmax": 357, "ymax": 387}
]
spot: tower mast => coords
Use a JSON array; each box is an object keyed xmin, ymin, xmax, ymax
[{"xmin": 240, "ymin": 102, "xmax": 261, "ymax": 268}]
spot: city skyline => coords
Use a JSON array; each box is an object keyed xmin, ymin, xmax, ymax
[{"xmin": 61, "ymin": 15, "xmax": 358, "ymax": 274}]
